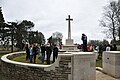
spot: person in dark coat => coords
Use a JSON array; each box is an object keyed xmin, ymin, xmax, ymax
[
  {"xmin": 81, "ymin": 33, "xmax": 87, "ymax": 52},
  {"xmin": 33, "ymin": 44, "xmax": 40, "ymax": 64},
  {"xmin": 46, "ymin": 43, "xmax": 52, "ymax": 64},
  {"xmin": 25, "ymin": 44, "xmax": 30, "ymax": 61},
  {"xmin": 41, "ymin": 44, "xmax": 46, "ymax": 64},
  {"xmin": 53, "ymin": 44, "xmax": 58, "ymax": 63},
  {"xmin": 32, "ymin": 44, "xmax": 38, "ymax": 64}
]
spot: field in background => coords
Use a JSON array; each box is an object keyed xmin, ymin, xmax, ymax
[
  {"xmin": 0, "ymin": 51, "xmax": 11, "ymax": 58},
  {"xmin": 117, "ymin": 45, "xmax": 120, "ymax": 51}
]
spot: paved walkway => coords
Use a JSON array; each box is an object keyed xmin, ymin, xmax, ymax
[{"xmin": 96, "ymin": 70, "xmax": 120, "ymax": 80}]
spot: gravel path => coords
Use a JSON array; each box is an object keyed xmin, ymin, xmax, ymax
[{"xmin": 96, "ymin": 70, "xmax": 120, "ymax": 80}]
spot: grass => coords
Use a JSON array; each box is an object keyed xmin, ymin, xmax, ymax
[
  {"xmin": 117, "ymin": 45, "xmax": 120, "ymax": 51},
  {"xmin": 0, "ymin": 51, "xmax": 49, "ymax": 65},
  {"xmin": 0, "ymin": 51, "xmax": 11, "ymax": 58},
  {"xmin": 12, "ymin": 53, "xmax": 103, "ymax": 67},
  {"xmin": 12, "ymin": 54, "xmax": 41, "ymax": 64},
  {"xmin": 96, "ymin": 54, "xmax": 102, "ymax": 68},
  {"xmin": 0, "ymin": 50, "xmax": 103, "ymax": 67},
  {"xmin": 12, "ymin": 54, "xmax": 50, "ymax": 64},
  {"xmin": 96, "ymin": 59, "xmax": 102, "ymax": 68}
]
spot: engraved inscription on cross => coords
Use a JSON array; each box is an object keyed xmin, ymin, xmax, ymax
[{"xmin": 66, "ymin": 15, "xmax": 73, "ymax": 39}]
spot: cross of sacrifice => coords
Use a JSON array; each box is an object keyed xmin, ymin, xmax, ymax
[{"xmin": 66, "ymin": 15, "xmax": 73, "ymax": 39}]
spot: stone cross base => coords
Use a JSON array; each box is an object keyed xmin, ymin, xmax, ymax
[
  {"xmin": 61, "ymin": 39, "xmax": 80, "ymax": 52},
  {"xmin": 62, "ymin": 45, "xmax": 80, "ymax": 52},
  {"xmin": 66, "ymin": 39, "xmax": 73, "ymax": 45}
]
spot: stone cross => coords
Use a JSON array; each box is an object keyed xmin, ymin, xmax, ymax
[{"xmin": 66, "ymin": 15, "xmax": 73, "ymax": 39}]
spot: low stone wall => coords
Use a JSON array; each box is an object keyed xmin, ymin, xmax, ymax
[
  {"xmin": 1, "ymin": 51, "xmax": 96, "ymax": 80},
  {"xmin": 1, "ymin": 51, "xmax": 71, "ymax": 80}
]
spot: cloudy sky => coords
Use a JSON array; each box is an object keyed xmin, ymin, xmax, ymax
[{"xmin": 0, "ymin": 0, "xmax": 112, "ymax": 44}]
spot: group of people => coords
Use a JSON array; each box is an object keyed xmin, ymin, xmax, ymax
[
  {"xmin": 25, "ymin": 43, "xmax": 40, "ymax": 63},
  {"xmin": 41, "ymin": 43, "xmax": 58, "ymax": 64},
  {"xmin": 105, "ymin": 44, "xmax": 117, "ymax": 51},
  {"xmin": 25, "ymin": 43, "xmax": 58, "ymax": 64},
  {"xmin": 81, "ymin": 33, "xmax": 117, "ymax": 52}
]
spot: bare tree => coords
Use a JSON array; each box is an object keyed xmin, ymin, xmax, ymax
[
  {"xmin": 116, "ymin": 0, "xmax": 120, "ymax": 40},
  {"xmin": 100, "ymin": 1, "xmax": 120, "ymax": 41}
]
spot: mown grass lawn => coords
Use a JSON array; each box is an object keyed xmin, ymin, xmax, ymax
[
  {"xmin": 12, "ymin": 53, "xmax": 103, "ymax": 67},
  {"xmin": 12, "ymin": 54, "xmax": 50, "ymax": 64},
  {"xmin": 96, "ymin": 59, "xmax": 102, "ymax": 68},
  {"xmin": 96, "ymin": 55, "xmax": 102, "ymax": 68},
  {"xmin": 12, "ymin": 54, "xmax": 41, "ymax": 63}
]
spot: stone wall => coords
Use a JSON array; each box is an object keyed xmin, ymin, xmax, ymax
[
  {"xmin": 1, "ymin": 51, "xmax": 96, "ymax": 80},
  {"xmin": 1, "ymin": 52, "xmax": 71, "ymax": 80}
]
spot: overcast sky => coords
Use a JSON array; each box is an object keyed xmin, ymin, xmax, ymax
[{"xmin": 0, "ymin": 0, "xmax": 113, "ymax": 44}]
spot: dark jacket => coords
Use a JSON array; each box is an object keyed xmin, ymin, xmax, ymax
[
  {"xmin": 81, "ymin": 34, "xmax": 87, "ymax": 44},
  {"xmin": 41, "ymin": 45, "xmax": 46, "ymax": 53},
  {"xmin": 53, "ymin": 46, "xmax": 58, "ymax": 55}
]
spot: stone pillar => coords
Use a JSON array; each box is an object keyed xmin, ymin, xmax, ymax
[
  {"xmin": 71, "ymin": 52, "xmax": 96, "ymax": 80},
  {"xmin": 103, "ymin": 51, "xmax": 120, "ymax": 78}
]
